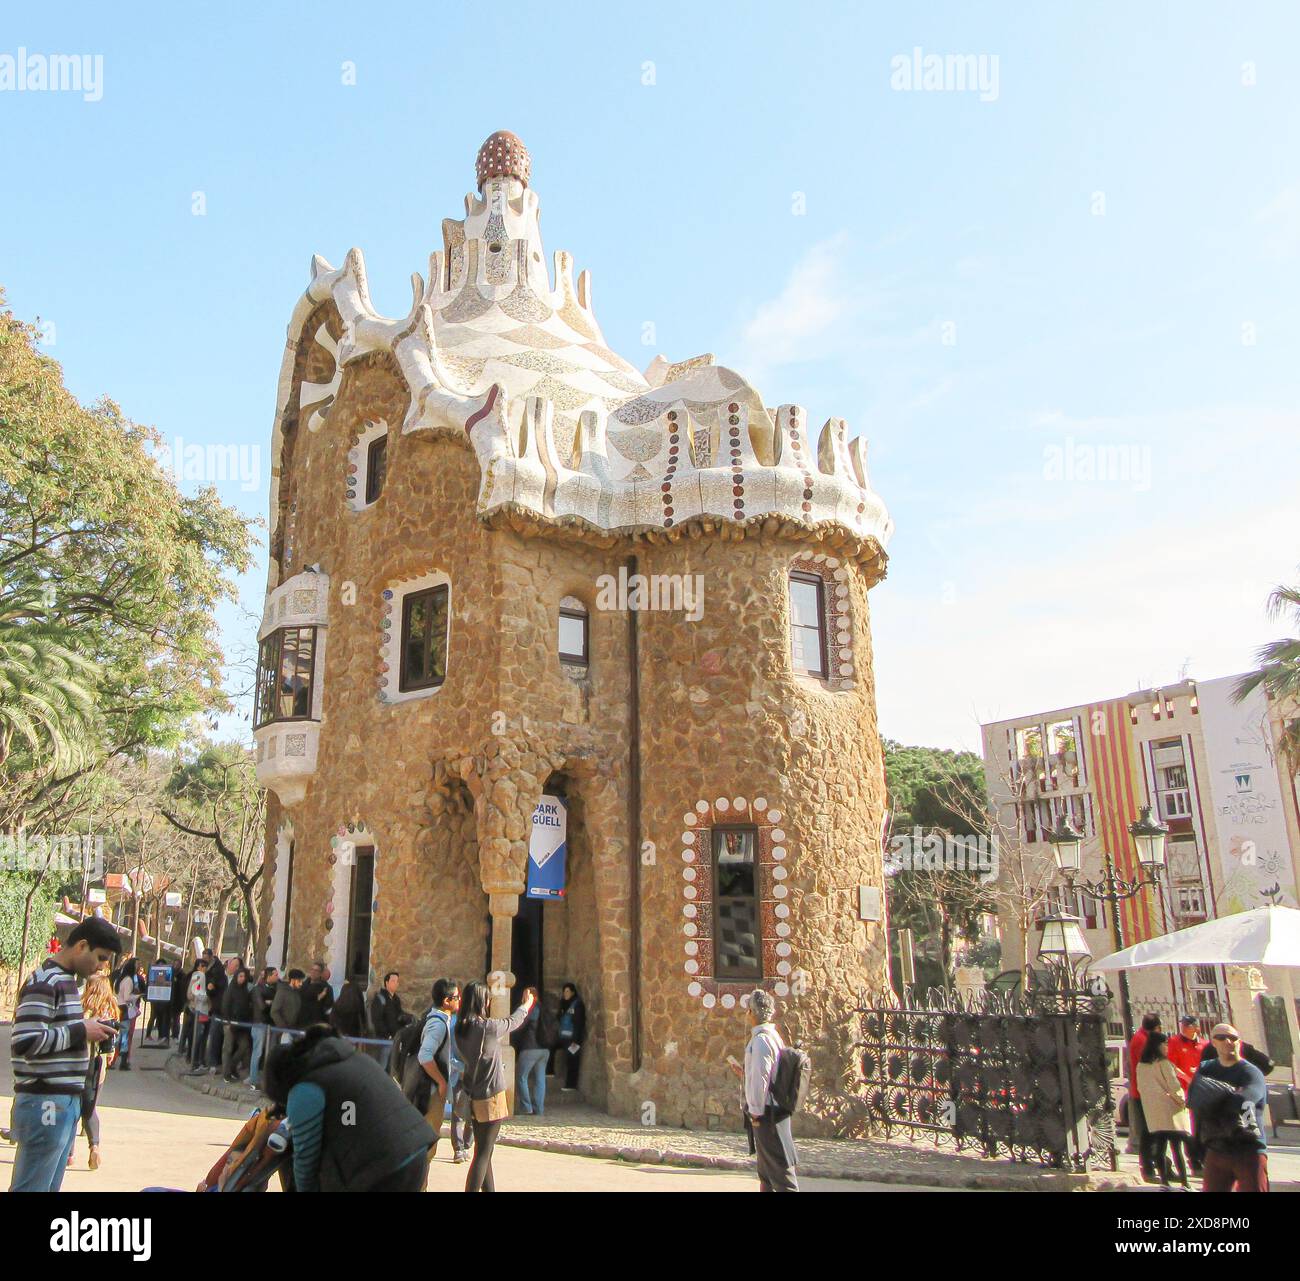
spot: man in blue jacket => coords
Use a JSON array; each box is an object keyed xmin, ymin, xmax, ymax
[{"xmin": 1189, "ymin": 1023, "xmax": 1269, "ymax": 1192}]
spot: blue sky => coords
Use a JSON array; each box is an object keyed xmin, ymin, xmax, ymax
[{"xmin": 3, "ymin": 2, "xmax": 1299, "ymax": 750}]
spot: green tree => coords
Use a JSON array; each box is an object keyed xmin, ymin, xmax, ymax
[
  {"xmin": 162, "ymin": 743, "xmax": 266, "ymax": 960},
  {"xmin": 0, "ymin": 581, "xmax": 99, "ymax": 771},
  {"xmin": 0, "ymin": 290, "xmax": 257, "ymax": 960},
  {"xmin": 1235, "ymin": 580, "xmax": 1300, "ymax": 765},
  {"xmin": 883, "ymin": 740, "xmax": 995, "ymax": 993},
  {"xmin": 0, "ymin": 292, "xmax": 256, "ymax": 828}
]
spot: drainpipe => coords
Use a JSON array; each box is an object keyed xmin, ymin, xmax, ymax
[{"xmin": 626, "ymin": 554, "xmax": 643, "ymax": 1073}]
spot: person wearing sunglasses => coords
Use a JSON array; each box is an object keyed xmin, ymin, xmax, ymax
[{"xmin": 1187, "ymin": 1023, "xmax": 1269, "ymax": 1192}]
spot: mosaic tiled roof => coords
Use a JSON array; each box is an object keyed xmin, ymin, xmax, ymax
[{"xmin": 278, "ymin": 134, "xmax": 893, "ymax": 553}]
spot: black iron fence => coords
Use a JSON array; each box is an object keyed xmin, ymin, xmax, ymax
[
  {"xmin": 1108, "ymin": 994, "xmax": 1226, "ymax": 1040},
  {"xmin": 853, "ymin": 984, "xmax": 1116, "ymax": 1171}
]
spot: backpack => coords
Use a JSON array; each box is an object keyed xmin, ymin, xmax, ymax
[
  {"xmin": 391, "ymin": 1006, "xmax": 431, "ymax": 1084},
  {"xmin": 536, "ymin": 1004, "xmax": 561, "ymax": 1051},
  {"xmin": 769, "ymin": 1045, "xmax": 812, "ymax": 1116}
]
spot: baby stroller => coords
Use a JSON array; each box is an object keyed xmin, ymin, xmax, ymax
[{"xmin": 198, "ymin": 1106, "xmax": 292, "ymax": 1192}]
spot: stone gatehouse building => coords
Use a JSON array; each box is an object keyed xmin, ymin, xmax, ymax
[{"xmin": 254, "ymin": 132, "xmax": 895, "ymax": 1130}]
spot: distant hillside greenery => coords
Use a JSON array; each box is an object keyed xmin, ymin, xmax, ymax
[{"xmin": 883, "ymin": 739, "xmax": 988, "ymax": 835}]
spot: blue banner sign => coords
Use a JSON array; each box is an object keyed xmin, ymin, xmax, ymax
[{"xmin": 526, "ymin": 794, "xmax": 567, "ymax": 900}]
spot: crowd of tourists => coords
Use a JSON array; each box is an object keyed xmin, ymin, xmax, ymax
[
  {"xmin": 1126, "ymin": 1011, "xmax": 1273, "ymax": 1192},
  {"xmin": 9, "ymin": 919, "xmax": 808, "ymax": 1194}
]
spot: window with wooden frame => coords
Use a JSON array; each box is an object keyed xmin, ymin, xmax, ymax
[
  {"xmin": 558, "ymin": 598, "xmax": 589, "ymax": 666},
  {"xmin": 345, "ymin": 846, "xmax": 375, "ymax": 986},
  {"xmin": 712, "ymin": 826, "xmax": 762, "ymax": 980},
  {"xmin": 399, "ymin": 585, "xmax": 449, "ymax": 692},
  {"xmin": 254, "ymin": 627, "xmax": 317, "ymax": 727},
  {"xmin": 788, "ymin": 571, "xmax": 828, "ymax": 677},
  {"xmin": 365, "ymin": 434, "xmax": 388, "ymax": 504}
]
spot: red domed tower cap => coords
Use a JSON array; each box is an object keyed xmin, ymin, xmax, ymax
[{"xmin": 475, "ymin": 131, "xmax": 531, "ymax": 191}]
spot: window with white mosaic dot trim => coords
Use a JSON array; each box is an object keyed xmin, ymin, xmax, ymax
[
  {"xmin": 788, "ymin": 553, "xmax": 854, "ymax": 687},
  {"xmin": 377, "ymin": 570, "xmax": 451, "ymax": 705},
  {"xmin": 346, "ymin": 420, "xmax": 389, "ymax": 512},
  {"xmin": 681, "ymin": 795, "xmax": 793, "ymax": 1009}
]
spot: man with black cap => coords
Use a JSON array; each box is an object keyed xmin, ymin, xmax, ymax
[{"xmin": 742, "ymin": 988, "xmax": 799, "ymax": 1192}]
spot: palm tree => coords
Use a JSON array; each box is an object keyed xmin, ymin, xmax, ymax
[
  {"xmin": 0, "ymin": 582, "xmax": 100, "ymax": 772},
  {"xmin": 1235, "ymin": 581, "xmax": 1300, "ymax": 766}
]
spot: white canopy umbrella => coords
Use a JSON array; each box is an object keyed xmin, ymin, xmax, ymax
[
  {"xmin": 1092, "ymin": 905, "xmax": 1300, "ymax": 970},
  {"xmin": 1092, "ymin": 905, "xmax": 1300, "ymax": 1087}
]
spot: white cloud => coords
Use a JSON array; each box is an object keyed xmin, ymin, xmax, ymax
[
  {"xmin": 735, "ymin": 233, "xmax": 856, "ymax": 381},
  {"xmin": 872, "ymin": 407, "xmax": 1300, "ymax": 751},
  {"xmin": 1255, "ymin": 182, "xmax": 1300, "ymax": 262}
]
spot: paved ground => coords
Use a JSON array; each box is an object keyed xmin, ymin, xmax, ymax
[
  {"xmin": 7, "ymin": 1027, "xmax": 1297, "ymax": 1192},
  {"xmin": 0, "ymin": 1030, "xmax": 917, "ymax": 1192}
]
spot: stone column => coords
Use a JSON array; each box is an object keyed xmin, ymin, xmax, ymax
[
  {"xmin": 487, "ymin": 893, "xmax": 519, "ymax": 1017},
  {"xmin": 486, "ymin": 893, "xmax": 519, "ymax": 1112},
  {"xmin": 1225, "ymin": 965, "xmax": 1268, "ymax": 1055},
  {"xmin": 954, "ymin": 966, "xmax": 986, "ymax": 1003}
]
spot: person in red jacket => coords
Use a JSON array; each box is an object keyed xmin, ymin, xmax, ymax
[
  {"xmin": 1167, "ymin": 1015, "xmax": 1206, "ymax": 1086},
  {"xmin": 1166, "ymin": 1015, "xmax": 1208, "ymax": 1173},
  {"xmin": 1128, "ymin": 1013, "xmax": 1162, "ymax": 1181}
]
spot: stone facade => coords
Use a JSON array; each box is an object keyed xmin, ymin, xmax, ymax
[{"xmin": 255, "ymin": 134, "xmax": 894, "ymax": 1133}]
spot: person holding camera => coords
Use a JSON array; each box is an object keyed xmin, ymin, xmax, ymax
[
  {"xmin": 9, "ymin": 918, "xmax": 121, "ymax": 1192},
  {"xmin": 453, "ymin": 980, "xmax": 535, "ymax": 1192}
]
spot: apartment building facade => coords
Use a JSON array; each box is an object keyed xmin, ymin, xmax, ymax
[{"xmin": 982, "ymin": 674, "xmax": 1299, "ymax": 1021}]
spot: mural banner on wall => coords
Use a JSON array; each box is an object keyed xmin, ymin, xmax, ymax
[
  {"xmin": 526, "ymin": 794, "xmax": 567, "ymax": 900},
  {"xmin": 1197, "ymin": 675, "xmax": 1297, "ymax": 912}
]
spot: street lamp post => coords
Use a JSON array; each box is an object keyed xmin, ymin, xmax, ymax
[
  {"xmin": 1035, "ymin": 911, "xmax": 1094, "ymax": 1010},
  {"xmin": 1044, "ymin": 805, "xmax": 1169, "ymax": 1037}
]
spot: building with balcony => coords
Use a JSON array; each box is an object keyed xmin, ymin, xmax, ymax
[
  {"xmin": 981, "ymin": 673, "xmax": 1300, "ymax": 1023},
  {"xmin": 252, "ymin": 133, "xmax": 895, "ymax": 1131}
]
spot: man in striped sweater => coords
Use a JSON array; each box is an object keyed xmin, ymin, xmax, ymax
[{"xmin": 9, "ymin": 917, "xmax": 121, "ymax": 1192}]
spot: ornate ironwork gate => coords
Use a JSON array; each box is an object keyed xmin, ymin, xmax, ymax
[{"xmin": 854, "ymin": 987, "xmax": 1116, "ymax": 1171}]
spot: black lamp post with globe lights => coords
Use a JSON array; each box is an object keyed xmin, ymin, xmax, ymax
[{"xmin": 1038, "ymin": 805, "xmax": 1170, "ymax": 1035}]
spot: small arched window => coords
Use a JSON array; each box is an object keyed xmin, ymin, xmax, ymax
[{"xmin": 558, "ymin": 596, "xmax": 589, "ymax": 667}]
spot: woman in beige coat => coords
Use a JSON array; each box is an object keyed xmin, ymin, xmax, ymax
[{"xmin": 1135, "ymin": 1032, "xmax": 1192, "ymax": 1187}]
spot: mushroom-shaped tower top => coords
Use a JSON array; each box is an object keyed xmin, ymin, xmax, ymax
[{"xmin": 475, "ymin": 130, "xmax": 531, "ymax": 190}]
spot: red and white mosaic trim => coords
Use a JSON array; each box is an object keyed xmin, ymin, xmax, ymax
[
  {"xmin": 680, "ymin": 795, "xmax": 794, "ymax": 1009},
  {"xmin": 790, "ymin": 552, "xmax": 855, "ymax": 687}
]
